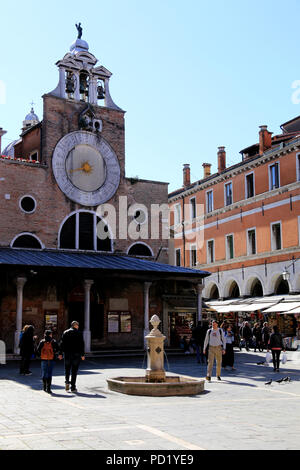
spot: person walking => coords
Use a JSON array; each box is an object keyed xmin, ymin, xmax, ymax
[
  {"xmin": 19, "ymin": 325, "xmax": 36, "ymax": 376},
  {"xmin": 191, "ymin": 321, "xmax": 208, "ymax": 364},
  {"xmin": 253, "ymin": 322, "xmax": 263, "ymax": 352},
  {"xmin": 58, "ymin": 321, "xmax": 85, "ymax": 392},
  {"xmin": 239, "ymin": 321, "xmax": 253, "ymax": 351},
  {"xmin": 267, "ymin": 325, "xmax": 285, "ymax": 372},
  {"xmin": 222, "ymin": 325, "xmax": 236, "ymax": 370},
  {"xmin": 36, "ymin": 330, "xmax": 60, "ymax": 393},
  {"xmin": 262, "ymin": 322, "xmax": 270, "ymax": 351},
  {"xmin": 203, "ymin": 320, "xmax": 226, "ymax": 381}
]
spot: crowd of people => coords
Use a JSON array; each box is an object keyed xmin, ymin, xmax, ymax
[
  {"xmin": 181, "ymin": 319, "xmax": 286, "ymax": 380},
  {"xmin": 19, "ymin": 317, "xmax": 286, "ymax": 392},
  {"xmin": 18, "ymin": 320, "xmax": 85, "ymax": 394}
]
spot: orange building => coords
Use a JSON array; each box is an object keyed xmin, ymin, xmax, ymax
[{"xmin": 169, "ymin": 116, "xmax": 300, "ymax": 332}]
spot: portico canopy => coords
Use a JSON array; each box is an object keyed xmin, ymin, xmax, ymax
[{"xmin": 0, "ymin": 248, "xmax": 210, "ymax": 281}]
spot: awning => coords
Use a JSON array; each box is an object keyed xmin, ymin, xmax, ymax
[
  {"xmin": 207, "ymin": 295, "xmax": 300, "ymax": 314},
  {"xmin": 0, "ymin": 248, "xmax": 211, "ymax": 279},
  {"xmin": 282, "ymin": 306, "xmax": 300, "ymax": 314},
  {"xmin": 262, "ymin": 302, "xmax": 300, "ymax": 313}
]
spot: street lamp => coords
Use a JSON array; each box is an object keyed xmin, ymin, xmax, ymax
[
  {"xmin": 282, "ymin": 255, "xmax": 299, "ymax": 281},
  {"xmin": 282, "ymin": 270, "xmax": 290, "ymax": 282}
]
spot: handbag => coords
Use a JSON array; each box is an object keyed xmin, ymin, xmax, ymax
[
  {"xmin": 265, "ymin": 351, "xmax": 272, "ymax": 364},
  {"xmin": 281, "ymin": 351, "xmax": 287, "ymax": 365}
]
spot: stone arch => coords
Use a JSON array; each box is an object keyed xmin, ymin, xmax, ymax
[
  {"xmin": 244, "ymin": 276, "xmax": 264, "ymax": 297},
  {"xmin": 223, "ymin": 278, "xmax": 241, "ymax": 299},
  {"xmin": 274, "ymin": 275, "xmax": 290, "ymax": 295},
  {"xmin": 205, "ymin": 282, "xmax": 220, "ymax": 300},
  {"xmin": 268, "ymin": 273, "xmax": 290, "ymax": 296}
]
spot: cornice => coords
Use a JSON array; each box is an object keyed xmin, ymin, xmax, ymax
[
  {"xmin": 168, "ymin": 138, "xmax": 300, "ymax": 203},
  {"xmin": 196, "ymin": 246, "xmax": 300, "ymax": 271}
]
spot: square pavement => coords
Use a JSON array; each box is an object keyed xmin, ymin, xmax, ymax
[{"xmin": 0, "ymin": 349, "xmax": 300, "ymax": 450}]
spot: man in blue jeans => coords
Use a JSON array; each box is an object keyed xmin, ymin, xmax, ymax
[{"xmin": 59, "ymin": 321, "xmax": 85, "ymax": 392}]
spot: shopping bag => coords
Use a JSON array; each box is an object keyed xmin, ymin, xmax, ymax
[
  {"xmin": 281, "ymin": 352, "xmax": 287, "ymax": 364},
  {"xmin": 265, "ymin": 351, "xmax": 272, "ymax": 364}
]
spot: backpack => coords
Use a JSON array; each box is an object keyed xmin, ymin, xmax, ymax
[
  {"xmin": 41, "ymin": 341, "xmax": 54, "ymax": 360},
  {"xmin": 205, "ymin": 328, "xmax": 223, "ymax": 354}
]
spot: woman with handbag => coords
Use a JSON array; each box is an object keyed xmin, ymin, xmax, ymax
[{"xmin": 267, "ymin": 325, "xmax": 285, "ymax": 372}]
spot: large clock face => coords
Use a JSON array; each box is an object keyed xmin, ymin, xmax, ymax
[
  {"xmin": 52, "ymin": 131, "xmax": 120, "ymax": 206},
  {"xmin": 65, "ymin": 144, "xmax": 106, "ymax": 192}
]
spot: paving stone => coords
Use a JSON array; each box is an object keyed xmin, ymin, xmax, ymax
[{"xmin": 0, "ymin": 351, "xmax": 299, "ymax": 450}]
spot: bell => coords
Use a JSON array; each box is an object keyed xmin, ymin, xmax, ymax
[
  {"xmin": 66, "ymin": 79, "xmax": 75, "ymax": 93},
  {"xmin": 97, "ymin": 85, "xmax": 105, "ymax": 100}
]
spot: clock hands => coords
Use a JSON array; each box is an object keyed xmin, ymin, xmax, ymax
[{"xmin": 69, "ymin": 161, "xmax": 93, "ymax": 174}]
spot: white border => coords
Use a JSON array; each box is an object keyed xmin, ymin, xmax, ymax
[
  {"xmin": 126, "ymin": 242, "xmax": 154, "ymax": 257},
  {"xmin": 207, "ymin": 238, "xmax": 215, "ymax": 263},
  {"xmin": 189, "ymin": 243, "xmax": 197, "ymax": 267},
  {"xmin": 52, "ymin": 131, "xmax": 120, "ymax": 207},
  {"xmin": 225, "ymin": 233, "xmax": 234, "ymax": 260},
  {"xmin": 19, "ymin": 195, "xmax": 37, "ymax": 214},
  {"xmin": 206, "ymin": 189, "xmax": 214, "ymax": 213},
  {"xmin": 10, "ymin": 232, "xmax": 44, "ymax": 249},
  {"xmin": 247, "ymin": 227, "xmax": 257, "ymax": 255},
  {"xmin": 245, "ymin": 171, "xmax": 255, "ymax": 199},
  {"xmin": 270, "ymin": 220, "xmax": 282, "ymax": 251},
  {"xmin": 58, "ymin": 210, "xmax": 114, "ymax": 252},
  {"xmin": 175, "ymin": 248, "xmax": 181, "ymax": 266},
  {"xmin": 269, "ymin": 161, "xmax": 280, "ymax": 190},
  {"xmin": 189, "ymin": 196, "xmax": 196, "ymax": 220},
  {"xmin": 224, "ymin": 181, "xmax": 233, "ymax": 206}
]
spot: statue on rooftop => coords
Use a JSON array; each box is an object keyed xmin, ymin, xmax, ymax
[{"xmin": 75, "ymin": 23, "xmax": 83, "ymax": 39}]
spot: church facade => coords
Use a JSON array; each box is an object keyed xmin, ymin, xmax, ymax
[{"xmin": 0, "ymin": 30, "xmax": 209, "ymax": 354}]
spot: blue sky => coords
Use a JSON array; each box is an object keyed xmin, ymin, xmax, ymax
[{"xmin": 1, "ymin": 0, "xmax": 300, "ymax": 192}]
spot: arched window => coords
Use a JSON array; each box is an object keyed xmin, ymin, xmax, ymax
[
  {"xmin": 127, "ymin": 243, "xmax": 153, "ymax": 257},
  {"xmin": 59, "ymin": 211, "xmax": 112, "ymax": 252},
  {"xmin": 11, "ymin": 233, "xmax": 43, "ymax": 249}
]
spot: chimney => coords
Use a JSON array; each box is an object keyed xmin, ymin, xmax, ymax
[
  {"xmin": 202, "ymin": 163, "xmax": 212, "ymax": 178},
  {"xmin": 259, "ymin": 125, "xmax": 272, "ymax": 155},
  {"xmin": 0, "ymin": 128, "xmax": 7, "ymax": 154},
  {"xmin": 183, "ymin": 164, "xmax": 191, "ymax": 187},
  {"xmin": 217, "ymin": 146, "xmax": 226, "ymax": 173}
]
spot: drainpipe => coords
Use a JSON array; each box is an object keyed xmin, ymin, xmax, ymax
[{"xmin": 182, "ymin": 196, "xmax": 186, "ymax": 266}]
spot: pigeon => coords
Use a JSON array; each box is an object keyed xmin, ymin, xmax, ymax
[
  {"xmin": 275, "ymin": 378, "xmax": 284, "ymax": 383},
  {"xmin": 257, "ymin": 361, "xmax": 265, "ymax": 365},
  {"xmin": 265, "ymin": 379, "xmax": 272, "ymax": 385},
  {"xmin": 283, "ymin": 376, "xmax": 291, "ymax": 382}
]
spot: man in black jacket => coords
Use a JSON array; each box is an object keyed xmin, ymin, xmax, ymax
[
  {"xmin": 59, "ymin": 321, "xmax": 85, "ymax": 392},
  {"xmin": 239, "ymin": 321, "xmax": 253, "ymax": 351}
]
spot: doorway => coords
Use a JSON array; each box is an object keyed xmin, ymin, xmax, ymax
[
  {"xmin": 68, "ymin": 302, "xmax": 104, "ymax": 345},
  {"xmin": 168, "ymin": 312, "xmax": 196, "ymax": 347}
]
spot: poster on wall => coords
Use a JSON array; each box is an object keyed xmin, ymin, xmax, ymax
[
  {"xmin": 107, "ymin": 311, "xmax": 132, "ymax": 333},
  {"xmin": 107, "ymin": 313, "xmax": 119, "ymax": 333},
  {"xmin": 120, "ymin": 313, "xmax": 131, "ymax": 333},
  {"xmin": 44, "ymin": 311, "xmax": 58, "ymax": 333}
]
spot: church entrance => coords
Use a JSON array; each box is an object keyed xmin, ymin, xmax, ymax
[{"xmin": 68, "ymin": 286, "xmax": 104, "ymax": 349}]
